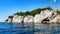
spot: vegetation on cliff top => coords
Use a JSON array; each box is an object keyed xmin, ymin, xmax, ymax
[
  {"xmin": 5, "ymin": 7, "xmax": 54, "ymax": 21},
  {"xmin": 14, "ymin": 7, "xmax": 52, "ymax": 16}
]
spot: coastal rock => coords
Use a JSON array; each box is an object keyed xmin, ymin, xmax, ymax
[
  {"xmin": 50, "ymin": 15, "xmax": 60, "ymax": 23},
  {"xmin": 12, "ymin": 15, "xmax": 24, "ymax": 23},
  {"xmin": 6, "ymin": 18, "xmax": 12, "ymax": 22},
  {"xmin": 34, "ymin": 14, "xmax": 42, "ymax": 23},
  {"xmin": 6, "ymin": 9, "xmax": 58, "ymax": 23},
  {"xmin": 24, "ymin": 15, "xmax": 34, "ymax": 23},
  {"xmin": 34, "ymin": 10, "xmax": 57, "ymax": 23}
]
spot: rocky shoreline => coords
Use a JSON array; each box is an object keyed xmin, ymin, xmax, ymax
[{"xmin": 5, "ymin": 8, "xmax": 60, "ymax": 24}]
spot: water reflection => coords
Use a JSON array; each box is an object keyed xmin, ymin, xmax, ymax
[{"xmin": 0, "ymin": 22, "xmax": 60, "ymax": 34}]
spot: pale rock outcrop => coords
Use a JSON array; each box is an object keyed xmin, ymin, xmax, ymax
[
  {"xmin": 50, "ymin": 15, "xmax": 60, "ymax": 23},
  {"xmin": 12, "ymin": 15, "xmax": 24, "ymax": 23},
  {"xmin": 34, "ymin": 14, "xmax": 42, "ymax": 23},
  {"xmin": 34, "ymin": 9, "xmax": 57, "ymax": 23},
  {"xmin": 49, "ymin": 10, "xmax": 57, "ymax": 20},
  {"xmin": 24, "ymin": 15, "xmax": 34, "ymax": 23}
]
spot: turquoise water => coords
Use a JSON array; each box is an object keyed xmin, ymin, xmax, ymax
[{"xmin": 0, "ymin": 22, "xmax": 60, "ymax": 34}]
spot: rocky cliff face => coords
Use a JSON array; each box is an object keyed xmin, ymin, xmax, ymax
[
  {"xmin": 34, "ymin": 10, "xmax": 57, "ymax": 23},
  {"xmin": 24, "ymin": 15, "xmax": 34, "ymax": 23},
  {"xmin": 50, "ymin": 15, "xmax": 60, "ymax": 23},
  {"xmin": 12, "ymin": 15, "xmax": 24, "ymax": 23},
  {"xmin": 6, "ymin": 9, "xmax": 60, "ymax": 23}
]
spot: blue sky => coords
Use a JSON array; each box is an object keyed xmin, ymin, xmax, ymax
[{"xmin": 0, "ymin": 0, "xmax": 60, "ymax": 22}]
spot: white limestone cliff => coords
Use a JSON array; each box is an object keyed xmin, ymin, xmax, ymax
[
  {"xmin": 34, "ymin": 14, "xmax": 42, "ymax": 23},
  {"xmin": 34, "ymin": 10, "xmax": 57, "ymax": 23},
  {"xmin": 24, "ymin": 15, "xmax": 34, "ymax": 23},
  {"xmin": 12, "ymin": 15, "xmax": 24, "ymax": 23},
  {"xmin": 50, "ymin": 15, "xmax": 60, "ymax": 23},
  {"xmin": 6, "ymin": 9, "xmax": 59, "ymax": 23}
]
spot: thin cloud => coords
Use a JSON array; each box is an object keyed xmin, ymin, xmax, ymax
[
  {"xmin": 50, "ymin": 0, "xmax": 57, "ymax": 3},
  {"xmin": 53, "ymin": 0, "xmax": 56, "ymax": 2}
]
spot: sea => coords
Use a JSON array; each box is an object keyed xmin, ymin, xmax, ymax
[{"xmin": 0, "ymin": 22, "xmax": 60, "ymax": 34}]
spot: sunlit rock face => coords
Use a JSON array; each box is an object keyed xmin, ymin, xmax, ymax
[
  {"xmin": 50, "ymin": 15, "xmax": 60, "ymax": 23},
  {"xmin": 34, "ymin": 14, "xmax": 42, "ymax": 23},
  {"xmin": 24, "ymin": 15, "xmax": 34, "ymax": 23},
  {"xmin": 12, "ymin": 15, "xmax": 24, "ymax": 23},
  {"xmin": 34, "ymin": 9, "xmax": 57, "ymax": 23}
]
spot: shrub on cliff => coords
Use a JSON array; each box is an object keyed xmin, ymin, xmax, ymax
[
  {"xmin": 30, "ymin": 8, "xmax": 41, "ymax": 16},
  {"xmin": 57, "ymin": 11, "xmax": 60, "ymax": 14},
  {"xmin": 13, "ymin": 8, "xmax": 42, "ymax": 16},
  {"xmin": 41, "ymin": 7, "xmax": 53, "ymax": 10},
  {"xmin": 8, "ymin": 16, "xmax": 13, "ymax": 19}
]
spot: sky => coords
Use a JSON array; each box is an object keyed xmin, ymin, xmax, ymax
[{"xmin": 0, "ymin": 0, "xmax": 60, "ymax": 22}]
